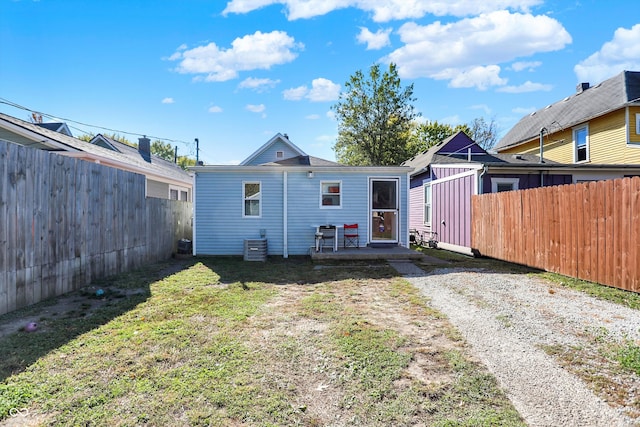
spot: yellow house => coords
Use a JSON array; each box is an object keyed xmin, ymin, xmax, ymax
[{"xmin": 496, "ymin": 71, "xmax": 640, "ymax": 168}]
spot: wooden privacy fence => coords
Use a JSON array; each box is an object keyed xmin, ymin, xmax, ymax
[
  {"xmin": 471, "ymin": 177, "xmax": 640, "ymax": 293},
  {"xmin": 0, "ymin": 140, "xmax": 193, "ymax": 316}
]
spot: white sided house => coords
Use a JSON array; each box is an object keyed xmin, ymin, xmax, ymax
[{"xmin": 191, "ymin": 133, "xmax": 411, "ymax": 257}]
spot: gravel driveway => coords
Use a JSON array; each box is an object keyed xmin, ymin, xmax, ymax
[{"xmin": 389, "ymin": 261, "xmax": 640, "ymax": 427}]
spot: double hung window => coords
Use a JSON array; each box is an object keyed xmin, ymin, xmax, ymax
[
  {"xmin": 423, "ymin": 183, "xmax": 431, "ymax": 225},
  {"xmin": 321, "ymin": 181, "xmax": 341, "ymax": 207},
  {"xmin": 573, "ymin": 125, "xmax": 589, "ymax": 163},
  {"xmin": 243, "ymin": 181, "xmax": 261, "ymax": 217}
]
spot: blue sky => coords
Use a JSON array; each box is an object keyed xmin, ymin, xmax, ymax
[{"xmin": 1, "ymin": 0, "xmax": 639, "ymax": 165}]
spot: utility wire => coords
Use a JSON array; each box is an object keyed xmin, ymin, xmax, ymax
[{"xmin": 0, "ymin": 97, "xmax": 197, "ymax": 156}]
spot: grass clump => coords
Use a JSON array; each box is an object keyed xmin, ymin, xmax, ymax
[
  {"xmin": 0, "ymin": 258, "xmax": 525, "ymax": 426},
  {"xmin": 537, "ymin": 272, "xmax": 640, "ymax": 310}
]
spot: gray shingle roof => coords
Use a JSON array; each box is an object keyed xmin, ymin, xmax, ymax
[
  {"xmin": 496, "ymin": 70, "xmax": 640, "ymax": 152},
  {"xmin": 0, "ymin": 112, "xmax": 192, "ymax": 185},
  {"xmin": 263, "ymin": 155, "xmax": 340, "ymax": 166}
]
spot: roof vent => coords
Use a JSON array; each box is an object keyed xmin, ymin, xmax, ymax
[{"xmin": 576, "ymin": 82, "xmax": 590, "ymax": 93}]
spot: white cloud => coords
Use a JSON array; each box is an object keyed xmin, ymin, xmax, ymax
[
  {"xmin": 283, "ymin": 85, "xmax": 308, "ymax": 100},
  {"xmin": 223, "ymin": 0, "xmax": 542, "ymax": 21},
  {"xmin": 168, "ymin": 30, "xmax": 303, "ymax": 82},
  {"xmin": 384, "ymin": 11, "xmax": 570, "ymax": 89},
  {"xmin": 246, "ymin": 104, "xmax": 266, "ymax": 113},
  {"xmin": 238, "ymin": 77, "xmax": 280, "ymax": 91},
  {"xmin": 208, "ymin": 105, "xmax": 223, "ymax": 113},
  {"xmin": 433, "ymin": 65, "xmax": 507, "ymax": 90},
  {"xmin": 283, "ymin": 78, "xmax": 340, "ymax": 102},
  {"xmin": 574, "ymin": 23, "xmax": 640, "ymax": 84},
  {"xmin": 308, "ymin": 78, "xmax": 341, "ymax": 101},
  {"xmin": 357, "ymin": 27, "xmax": 391, "ymax": 50},
  {"xmin": 510, "ymin": 60, "xmax": 541, "ymax": 71},
  {"xmin": 161, "ymin": 97, "xmax": 175, "ymax": 104},
  {"xmin": 306, "ymin": 114, "xmax": 320, "ymax": 119},
  {"xmin": 497, "ymin": 80, "xmax": 552, "ymax": 93}
]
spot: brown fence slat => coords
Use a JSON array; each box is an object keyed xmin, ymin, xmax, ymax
[{"xmin": 471, "ymin": 176, "xmax": 638, "ymax": 293}]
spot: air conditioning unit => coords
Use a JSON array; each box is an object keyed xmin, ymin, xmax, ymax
[{"xmin": 244, "ymin": 238, "xmax": 268, "ymax": 261}]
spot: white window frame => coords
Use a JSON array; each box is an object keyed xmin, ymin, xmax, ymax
[
  {"xmin": 320, "ymin": 180, "xmax": 342, "ymax": 208},
  {"xmin": 276, "ymin": 150, "xmax": 284, "ymax": 159},
  {"xmin": 491, "ymin": 177, "xmax": 519, "ymax": 193},
  {"xmin": 423, "ymin": 183, "xmax": 431, "ymax": 226},
  {"xmin": 169, "ymin": 185, "xmax": 189, "ymax": 201},
  {"xmin": 573, "ymin": 124, "xmax": 589, "ymax": 163},
  {"xmin": 243, "ymin": 181, "xmax": 262, "ymax": 218},
  {"xmin": 636, "ymin": 113, "xmax": 640, "ymax": 135}
]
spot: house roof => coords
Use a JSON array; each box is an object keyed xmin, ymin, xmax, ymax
[
  {"xmin": 36, "ymin": 122, "xmax": 73, "ymax": 136},
  {"xmin": 89, "ymin": 134, "xmax": 191, "ymax": 182},
  {"xmin": 0, "ymin": 112, "xmax": 192, "ymax": 186},
  {"xmin": 402, "ymin": 131, "xmax": 478, "ymax": 175},
  {"xmin": 496, "ymin": 70, "xmax": 640, "ymax": 152},
  {"xmin": 240, "ymin": 133, "xmax": 306, "ymax": 165},
  {"xmin": 263, "ymin": 155, "xmax": 340, "ymax": 167}
]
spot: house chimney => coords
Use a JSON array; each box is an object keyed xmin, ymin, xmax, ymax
[
  {"xmin": 138, "ymin": 136, "xmax": 151, "ymax": 162},
  {"xmin": 576, "ymin": 82, "xmax": 590, "ymax": 93}
]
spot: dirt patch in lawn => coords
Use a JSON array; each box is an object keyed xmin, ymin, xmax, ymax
[{"xmin": 0, "ymin": 259, "xmax": 523, "ymax": 426}]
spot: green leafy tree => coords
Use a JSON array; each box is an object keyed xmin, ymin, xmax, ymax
[
  {"xmin": 177, "ymin": 155, "xmax": 197, "ymax": 169},
  {"xmin": 78, "ymin": 132, "xmax": 134, "ymax": 146},
  {"xmin": 468, "ymin": 117, "xmax": 499, "ymax": 151},
  {"xmin": 406, "ymin": 120, "xmax": 470, "ymax": 158},
  {"xmin": 151, "ymin": 140, "xmax": 175, "ymax": 161},
  {"xmin": 151, "ymin": 139, "xmax": 197, "ymax": 170},
  {"xmin": 332, "ymin": 63, "xmax": 419, "ymax": 166}
]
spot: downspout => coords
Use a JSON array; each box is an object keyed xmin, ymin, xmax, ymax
[
  {"xmin": 478, "ymin": 165, "xmax": 488, "ymax": 194},
  {"xmin": 283, "ymin": 171, "xmax": 288, "ymax": 258},
  {"xmin": 539, "ymin": 127, "xmax": 547, "ymax": 187},
  {"xmin": 192, "ymin": 172, "xmax": 197, "ymax": 255}
]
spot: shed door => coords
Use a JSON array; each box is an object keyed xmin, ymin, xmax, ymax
[{"xmin": 370, "ymin": 178, "xmax": 398, "ymax": 243}]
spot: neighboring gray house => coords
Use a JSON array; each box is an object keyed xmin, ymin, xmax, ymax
[
  {"xmin": 0, "ymin": 112, "xmax": 193, "ymax": 201},
  {"xmin": 191, "ymin": 133, "xmax": 411, "ymax": 257}
]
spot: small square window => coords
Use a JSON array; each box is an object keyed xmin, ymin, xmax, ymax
[
  {"xmin": 276, "ymin": 151, "xmax": 284, "ymax": 159},
  {"xmin": 491, "ymin": 178, "xmax": 519, "ymax": 193},
  {"xmin": 321, "ymin": 181, "xmax": 341, "ymax": 208}
]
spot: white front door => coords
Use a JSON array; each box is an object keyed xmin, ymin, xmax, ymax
[{"xmin": 370, "ymin": 178, "xmax": 399, "ymax": 243}]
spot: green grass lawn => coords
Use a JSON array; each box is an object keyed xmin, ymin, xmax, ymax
[{"xmin": 0, "ymin": 257, "xmax": 524, "ymax": 426}]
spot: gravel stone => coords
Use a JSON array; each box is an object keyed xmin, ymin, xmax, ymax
[{"xmin": 389, "ymin": 262, "xmax": 639, "ymax": 427}]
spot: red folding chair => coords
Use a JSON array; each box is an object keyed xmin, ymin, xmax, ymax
[{"xmin": 343, "ymin": 223, "xmax": 359, "ymax": 248}]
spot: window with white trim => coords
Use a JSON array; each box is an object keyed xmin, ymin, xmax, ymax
[
  {"xmin": 276, "ymin": 150, "xmax": 284, "ymax": 159},
  {"xmin": 423, "ymin": 183, "xmax": 431, "ymax": 225},
  {"xmin": 321, "ymin": 181, "xmax": 341, "ymax": 208},
  {"xmin": 243, "ymin": 181, "xmax": 261, "ymax": 217},
  {"xmin": 491, "ymin": 177, "xmax": 519, "ymax": 193},
  {"xmin": 636, "ymin": 114, "xmax": 640, "ymax": 135},
  {"xmin": 573, "ymin": 125, "xmax": 589, "ymax": 163}
]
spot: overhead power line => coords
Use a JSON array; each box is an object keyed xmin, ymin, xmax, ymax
[{"xmin": 0, "ymin": 97, "xmax": 197, "ymax": 155}]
